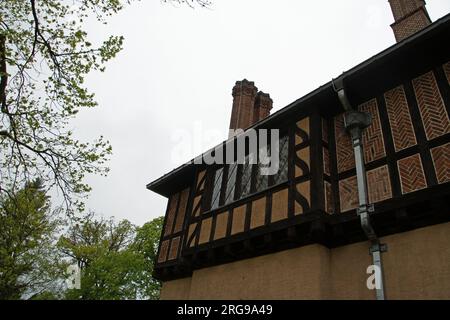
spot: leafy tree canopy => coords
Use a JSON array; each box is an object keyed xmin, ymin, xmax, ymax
[
  {"xmin": 0, "ymin": 179, "xmax": 67, "ymax": 300},
  {"xmin": 1, "ymin": 0, "xmax": 207, "ymax": 300},
  {"xmin": 59, "ymin": 213, "xmax": 163, "ymax": 300},
  {"xmin": 0, "ymin": 0, "xmax": 211, "ymax": 213},
  {"xmin": 0, "ymin": 183, "xmax": 164, "ymax": 300}
]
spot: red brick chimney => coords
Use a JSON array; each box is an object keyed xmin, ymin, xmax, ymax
[
  {"xmin": 229, "ymin": 80, "xmax": 273, "ymax": 137},
  {"xmin": 229, "ymin": 79, "xmax": 258, "ymax": 133},
  {"xmin": 388, "ymin": 0, "xmax": 431, "ymax": 42},
  {"xmin": 253, "ymin": 91, "xmax": 273, "ymax": 124}
]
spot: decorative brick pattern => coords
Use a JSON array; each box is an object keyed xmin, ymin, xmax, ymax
[
  {"xmin": 339, "ymin": 166, "xmax": 392, "ymax": 212},
  {"xmin": 444, "ymin": 62, "xmax": 450, "ymax": 85},
  {"xmin": 339, "ymin": 176, "xmax": 358, "ymax": 212},
  {"xmin": 385, "ymin": 85, "xmax": 417, "ymax": 152},
  {"xmin": 335, "ymin": 100, "xmax": 386, "ymax": 173},
  {"xmin": 367, "ymin": 166, "xmax": 392, "ymax": 204},
  {"xmin": 335, "ymin": 114, "xmax": 355, "ymax": 173},
  {"xmin": 413, "ymin": 71, "xmax": 450, "ymax": 140},
  {"xmin": 168, "ymin": 237, "xmax": 180, "ymax": 261},
  {"xmin": 431, "ymin": 142, "xmax": 450, "ymax": 184},
  {"xmin": 323, "ymin": 147, "xmax": 330, "ymax": 176},
  {"xmin": 164, "ymin": 193, "xmax": 179, "ymax": 236},
  {"xmin": 359, "ymin": 99, "xmax": 386, "ymax": 163},
  {"xmin": 398, "ymin": 154, "xmax": 427, "ymax": 194},
  {"xmin": 158, "ymin": 240, "xmax": 170, "ymax": 263},
  {"xmin": 392, "ymin": 8, "xmax": 431, "ymax": 42},
  {"xmin": 324, "ymin": 181, "xmax": 333, "ymax": 214}
]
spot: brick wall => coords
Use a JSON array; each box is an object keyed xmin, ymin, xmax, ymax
[
  {"xmin": 388, "ymin": 0, "xmax": 431, "ymax": 42},
  {"xmin": 334, "ymin": 63, "xmax": 450, "ymax": 212}
]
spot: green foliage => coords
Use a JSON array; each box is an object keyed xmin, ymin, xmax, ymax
[
  {"xmin": 0, "ymin": 0, "xmax": 208, "ymax": 300},
  {"xmin": 0, "ymin": 187, "xmax": 164, "ymax": 300},
  {"xmin": 0, "ymin": 0, "xmax": 127, "ymax": 212},
  {"xmin": 0, "ymin": 179, "xmax": 67, "ymax": 300},
  {"xmin": 59, "ymin": 214, "xmax": 163, "ymax": 300},
  {"xmin": 0, "ymin": 0, "xmax": 212, "ymax": 216},
  {"xmin": 132, "ymin": 216, "xmax": 164, "ymax": 299}
]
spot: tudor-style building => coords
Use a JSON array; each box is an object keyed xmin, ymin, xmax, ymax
[{"xmin": 147, "ymin": 0, "xmax": 450, "ymax": 299}]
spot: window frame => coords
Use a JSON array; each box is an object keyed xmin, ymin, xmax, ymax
[{"xmin": 204, "ymin": 130, "xmax": 290, "ymax": 214}]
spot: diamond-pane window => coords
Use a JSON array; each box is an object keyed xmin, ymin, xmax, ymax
[
  {"xmin": 211, "ymin": 168, "xmax": 223, "ymax": 210},
  {"xmin": 273, "ymin": 135, "xmax": 289, "ymax": 185},
  {"xmin": 255, "ymin": 144, "xmax": 269, "ymax": 192},
  {"xmin": 240, "ymin": 155, "xmax": 252, "ymax": 198},
  {"xmin": 224, "ymin": 163, "xmax": 238, "ymax": 204}
]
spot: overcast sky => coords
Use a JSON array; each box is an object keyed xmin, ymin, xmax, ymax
[{"xmin": 71, "ymin": 0, "xmax": 450, "ymax": 226}]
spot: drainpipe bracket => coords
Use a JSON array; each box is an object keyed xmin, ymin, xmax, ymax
[
  {"xmin": 351, "ymin": 136, "xmax": 363, "ymax": 148},
  {"xmin": 357, "ymin": 203, "xmax": 375, "ymax": 216},
  {"xmin": 370, "ymin": 243, "xmax": 388, "ymax": 254},
  {"xmin": 344, "ymin": 110, "xmax": 372, "ymax": 132}
]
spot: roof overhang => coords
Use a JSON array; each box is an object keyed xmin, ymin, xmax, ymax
[{"xmin": 147, "ymin": 13, "xmax": 450, "ymax": 197}]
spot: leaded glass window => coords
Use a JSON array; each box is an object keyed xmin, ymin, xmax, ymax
[
  {"xmin": 255, "ymin": 144, "xmax": 269, "ymax": 192},
  {"xmin": 240, "ymin": 155, "xmax": 252, "ymax": 198},
  {"xmin": 224, "ymin": 163, "xmax": 238, "ymax": 204},
  {"xmin": 207, "ymin": 134, "xmax": 289, "ymax": 210},
  {"xmin": 210, "ymin": 168, "xmax": 223, "ymax": 210},
  {"xmin": 273, "ymin": 135, "xmax": 289, "ymax": 185}
]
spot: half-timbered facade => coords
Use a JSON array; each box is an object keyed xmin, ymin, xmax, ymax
[{"xmin": 147, "ymin": 2, "xmax": 450, "ymax": 299}]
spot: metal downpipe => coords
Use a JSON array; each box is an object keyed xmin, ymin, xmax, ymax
[{"xmin": 332, "ymin": 78, "xmax": 387, "ymax": 300}]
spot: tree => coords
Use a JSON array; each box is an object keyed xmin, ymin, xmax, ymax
[
  {"xmin": 131, "ymin": 216, "xmax": 164, "ymax": 299},
  {"xmin": 0, "ymin": 0, "xmax": 120, "ymax": 213},
  {"xmin": 58, "ymin": 214, "xmax": 164, "ymax": 300},
  {"xmin": 0, "ymin": 0, "xmax": 211, "ymax": 213},
  {"xmin": 0, "ymin": 179, "xmax": 67, "ymax": 300}
]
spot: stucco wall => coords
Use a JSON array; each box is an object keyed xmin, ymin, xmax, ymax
[
  {"xmin": 160, "ymin": 277, "xmax": 192, "ymax": 300},
  {"xmin": 160, "ymin": 222, "xmax": 450, "ymax": 300}
]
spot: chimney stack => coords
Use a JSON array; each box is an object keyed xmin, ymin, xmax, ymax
[
  {"xmin": 254, "ymin": 91, "xmax": 273, "ymax": 124},
  {"xmin": 388, "ymin": 0, "xmax": 431, "ymax": 42},
  {"xmin": 229, "ymin": 79, "xmax": 272, "ymax": 137}
]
